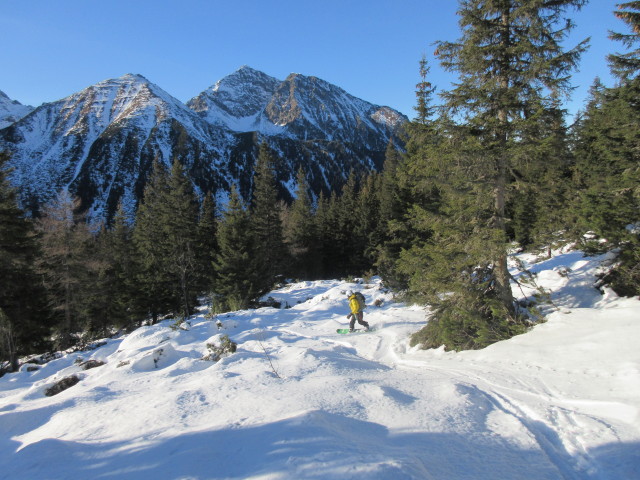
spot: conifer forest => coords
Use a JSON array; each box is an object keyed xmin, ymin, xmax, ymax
[{"xmin": 1, "ymin": 1, "xmax": 639, "ymax": 373}]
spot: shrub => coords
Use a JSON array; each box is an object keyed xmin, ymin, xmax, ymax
[
  {"xmin": 79, "ymin": 359, "xmax": 105, "ymax": 370},
  {"xmin": 203, "ymin": 335, "xmax": 237, "ymax": 362},
  {"xmin": 45, "ymin": 375, "xmax": 80, "ymax": 396},
  {"xmin": 410, "ymin": 293, "xmax": 528, "ymax": 351}
]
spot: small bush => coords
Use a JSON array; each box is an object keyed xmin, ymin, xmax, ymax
[
  {"xmin": 410, "ymin": 293, "xmax": 528, "ymax": 351},
  {"xmin": 257, "ymin": 297, "xmax": 282, "ymax": 309},
  {"xmin": 169, "ymin": 315, "xmax": 190, "ymax": 331},
  {"xmin": 80, "ymin": 360, "xmax": 105, "ymax": 370},
  {"xmin": 45, "ymin": 375, "xmax": 80, "ymax": 396},
  {"xmin": 203, "ymin": 335, "xmax": 237, "ymax": 362}
]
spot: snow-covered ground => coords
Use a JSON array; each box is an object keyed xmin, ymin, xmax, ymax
[{"xmin": 1, "ymin": 248, "xmax": 639, "ymax": 479}]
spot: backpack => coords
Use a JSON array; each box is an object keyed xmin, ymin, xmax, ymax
[{"xmin": 354, "ymin": 291, "xmax": 366, "ymax": 310}]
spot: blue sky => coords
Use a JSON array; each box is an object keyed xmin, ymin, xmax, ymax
[{"xmin": 0, "ymin": 0, "xmax": 623, "ymax": 119}]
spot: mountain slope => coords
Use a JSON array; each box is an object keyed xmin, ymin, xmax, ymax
[
  {"xmin": 1, "ymin": 248, "xmax": 638, "ymax": 479},
  {"xmin": 189, "ymin": 66, "xmax": 408, "ymax": 201},
  {"xmin": 188, "ymin": 65, "xmax": 406, "ymax": 147},
  {"xmin": 187, "ymin": 65, "xmax": 283, "ymax": 131},
  {"xmin": 1, "ymin": 74, "xmax": 235, "ymax": 219},
  {"xmin": 0, "ymin": 91, "xmax": 33, "ymax": 129},
  {"xmin": 1, "ymin": 68, "xmax": 407, "ymax": 219}
]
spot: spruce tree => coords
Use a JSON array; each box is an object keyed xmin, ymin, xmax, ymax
[
  {"xmin": 314, "ymin": 191, "xmax": 331, "ymax": 278},
  {"xmin": 132, "ymin": 158, "xmax": 174, "ymax": 322},
  {"xmin": 133, "ymin": 158, "xmax": 200, "ymax": 319},
  {"xmin": 96, "ymin": 201, "xmax": 140, "ymax": 333},
  {"xmin": 283, "ymin": 168, "xmax": 320, "ymax": 279},
  {"xmin": 510, "ymin": 96, "xmax": 574, "ymax": 251},
  {"xmin": 164, "ymin": 158, "xmax": 200, "ymax": 317},
  {"xmin": 407, "ymin": 0, "xmax": 587, "ymax": 350},
  {"xmin": 608, "ymin": 1, "xmax": 640, "ymax": 81},
  {"xmin": 194, "ymin": 192, "xmax": 218, "ymax": 294},
  {"xmin": 355, "ymin": 172, "xmax": 381, "ymax": 273},
  {"xmin": 335, "ymin": 171, "xmax": 360, "ymax": 275},
  {"xmin": 214, "ymin": 186, "xmax": 258, "ymax": 310},
  {"xmin": 572, "ymin": 4, "xmax": 640, "ymax": 295},
  {"xmin": 0, "ymin": 152, "xmax": 49, "ymax": 369},
  {"xmin": 250, "ymin": 142, "xmax": 286, "ymax": 294},
  {"xmin": 36, "ymin": 191, "xmax": 94, "ymax": 349}
]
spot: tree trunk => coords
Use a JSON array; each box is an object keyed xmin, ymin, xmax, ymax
[
  {"xmin": 181, "ymin": 269, "xmax": 190, "ymax": 318},
  {"xmin": 493, "ymin": 6, "xmax": 516, "ymax": 317},
  {"xmin": 494, "ymin": 152, "xmax": 516, "ymax": 316}
]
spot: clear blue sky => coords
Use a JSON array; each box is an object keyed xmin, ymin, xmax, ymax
[{"xmin": 0, "ymin": 0, "xmax": 623, "ymax": 119}]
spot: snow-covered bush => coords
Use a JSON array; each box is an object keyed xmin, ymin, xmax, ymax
[{"xmin": 202, "ymin": 335, "xmax": 237, "ymax": 362}]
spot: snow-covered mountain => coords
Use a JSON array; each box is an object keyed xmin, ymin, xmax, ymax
[
  {"xmin": 0, "ymin": 90, "xmax": 33, "ymax": 129},
  {"xmin": 0, "ymin": 68, "xmax": 407, "ymax": 220},
  {"xmin": 188, "ymin": 66, "xmax": 283, "ymax": 131},
  {"xmin": 189, "ymin": 65, "xmax": 406, "ymax": 146},
  {"xmin": 1, "ymin": 247, "xmax": 639, "ymax": 479},
  {"xmin": 0, "ymin": 74, "xmax": 237, "ymax": 219}
]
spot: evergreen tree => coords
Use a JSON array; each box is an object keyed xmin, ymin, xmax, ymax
[
  {"xmin": 314, "ymin": 190, "xmax": 331, "ymax": 277},
  {"xmin": 0, "ymin": 308, "xmax": 17, "ymax": 374},
  {"xmin": 132, "ymin": 158, "xmax": 174, "ymax": 322},
  {"xmin": 249, "ymin": 142, "xmax": 286, "ymax": 293},
  {"xmin": 355, "ymin": 171, "xmax": 381, "ymax": 273},
  {"xmin": 214, "ymin": 186, "xmax": 258, "ymax": 310},
  {"xmin": 414, "ymin": 54, "xmax": 437, "ymax": 125},
  {"xmin": 36, "ymin": 191, "xmax": 94, "ymax": 349},
  {"xmin": 510, "ymin": 95, "xmax": 574, "ymax": 251},
  {"xmin": 194, "ymin": 192, "xmax": 218, "ymax": 294},
  {"xmin": 378, "ymin": 140, "xmax": 404, "ymax": 225},
  {"xmin": 335, "ymin": 170, "xmax": 361, "ymax": 275},
  {"xmin": 164, "ymin": 159, "xmax": 200, "ymax": 317},
  {"xmin": 375, "ymin": 132, "xmax": 425, "ymax": 290},
  {"xmin": 572, "ymin": 5, "xmax": 640, "ymax": 295},
  {"xmin": 608, "ymin": 1, "xmax": 640, "ymax": 81},
  {"xmin": 0, "ymin": 152, "xmax": 50, "ymax": 370},
  {"xmin": 102, "ymin": 202, "xmax": 139, "ymax": 328},
  {"xmin": 133, "ymin": 158, "xmax": 200, "ymax": 319},
  {"xmin": 407, "ymin": 0, "xmax": 587, "ymax": 350},
  {"xmin": 283, "ymin": 167, "xmax": 320, "ymax": 279},
  {"xmin": 76, "ymin": 225, "xmax": 112, "ymax": 337}
]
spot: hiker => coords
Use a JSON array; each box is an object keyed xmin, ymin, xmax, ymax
[{"xmin": 347, "ymin": 290, "xmax": 370, "ymax": 332}]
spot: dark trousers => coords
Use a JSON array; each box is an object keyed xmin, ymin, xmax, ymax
[{"xmin": 348, "ymin": 312, "xmax": 368, "ymax": 330}]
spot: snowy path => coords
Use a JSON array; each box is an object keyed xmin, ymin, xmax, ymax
[{"xmin": 1, "ymin": 251, "xmax": 639, "ymax": 479}]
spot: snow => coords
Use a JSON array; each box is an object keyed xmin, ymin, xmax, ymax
[
  {"xmin": 0, "ymin": 90, "xmax": 34, "ymax": 129},
  {"xmin": 1, "ymin": 250, "xmax": 639, "ymax": 479}
]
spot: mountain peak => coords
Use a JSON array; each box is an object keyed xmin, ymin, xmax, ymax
[
  {"xmin": 188, "ymin": 66, "xmax": 281, "ymax": 123},
  {"xmin": 0, "ymin": 90, "xmax": 34, "ymax": 129},
  {"xmin": 188, "ymin": 66, "xmax": 407, "ymax": 142},
  {"xmin": 211, "ymin": 66, "xmax": 280, "ymax": 93},
  {"xmin": 116, "ymin": 73, "xmax": 151, "ymax": 85}
]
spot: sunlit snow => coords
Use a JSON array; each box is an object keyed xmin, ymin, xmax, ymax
[{"xmin": 1, "ymin": 248, "xmax": 639, "ymax": 479}]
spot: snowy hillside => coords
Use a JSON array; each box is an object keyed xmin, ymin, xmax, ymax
[
  {"xmin": 1, "ymin": 248, "xmax": 639, "ymax": 479},
  {"xmin": 0, "ymin": 91, "xmax": 33, "ymax": 129}
]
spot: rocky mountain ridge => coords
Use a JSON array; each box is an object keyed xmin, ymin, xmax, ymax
[
  {"xmin": 0, "ymin": 90, "xmax": 33, "ymax": 129},
  {"xmin": 0, "ymin": 67, "xmax": 407, "ymax": 221}
]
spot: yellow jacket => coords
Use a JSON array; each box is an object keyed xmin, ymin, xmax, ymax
[{"xmin": 348, "ymin": 294, "xmax": 362, "ymax": 314}]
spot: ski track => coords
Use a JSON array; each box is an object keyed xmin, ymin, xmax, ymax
[{"xmin": 271, "ymin": 290, "xmax": 635, "ymax": 480}]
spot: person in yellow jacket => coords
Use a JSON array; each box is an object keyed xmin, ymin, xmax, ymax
[{"xmin": 346, "ymin": 290, "xmax": 370, "ymax": 332}]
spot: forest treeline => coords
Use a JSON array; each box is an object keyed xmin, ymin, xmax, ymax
[{"xmin": 1, "ymin": 1, "xmax": 639, "ymax": 372}]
